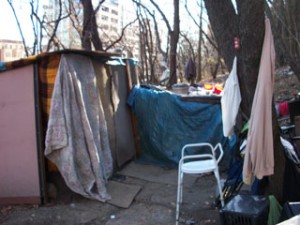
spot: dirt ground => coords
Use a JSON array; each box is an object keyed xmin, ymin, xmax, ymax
[
  {"xmin": 1, "ymin": 66, "xmax": 299, "ymax": 225},
  {"xmin": 274, "ymin": 66, "xmax": 300, "ymax": 102},
  {"xmin": 0, "ymin": 164, "xmax": 226, "ymax": 225}
]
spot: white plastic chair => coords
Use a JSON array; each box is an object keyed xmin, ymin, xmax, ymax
[{"xmin": 175, "ymin": 142, "xmax": 225, "ymax": 224}]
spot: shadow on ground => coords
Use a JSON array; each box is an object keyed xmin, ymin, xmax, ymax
[{"xmin": 0, "ymin": 161, "xmax": 224, "ymax": 225}]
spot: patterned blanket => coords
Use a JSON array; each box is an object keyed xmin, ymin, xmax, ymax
[{"xmin": 45, "ymin": 54, "xmax": 113, "ymax": 201}]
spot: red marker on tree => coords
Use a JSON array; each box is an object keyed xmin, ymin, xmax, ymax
[{"xmin": 234, "ymin": 37, "xmax": 240, "ymax": 50}]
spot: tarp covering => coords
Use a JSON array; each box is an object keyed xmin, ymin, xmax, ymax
[
  {"xmin": 128, "ymin": 86, "xmax": 231, "ymax": 168},
  {"xmin": 45, "ymin": 54, "xmax": 113, "ymax": 201}
]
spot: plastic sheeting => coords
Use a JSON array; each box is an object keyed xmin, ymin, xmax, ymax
[{"xmin": 128, "ymin": 86, "xmax": 231, "ymax": 168}]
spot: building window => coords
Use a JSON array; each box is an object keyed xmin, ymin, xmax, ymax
[
  {"xmin": 12, "ymin": 49, "xmax": 17, "ymax": 58},
  {"xmin": 102, "ymin": 25, "xmax": 109, "ymax": 30},
  {"xmin": 111, "ymin": 18, "xmax": 118, "ymax": 23},
  {"xmin": 111, "ymin": 9, "xmax": 118, "ymax": 15},
  {"xmin": 102, "ymin": 6, "xmax": 109, "ymax": 12},
  {"xmin": 101, "ymin": 15, "xmax": 108, "ymax": 21},
  {"xmin": 110, "ymin": 26, "xmax": 118, "ymax": 32}
]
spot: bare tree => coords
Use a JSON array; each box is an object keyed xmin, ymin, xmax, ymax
[
  {"xmin": 184, "ymin": 0, "xmax": 206, "ymax": 82},
  {"xmin": 79, "ymin": 0, "xmax": 142, "ymax": 55},
  {"xmin": 133, "ymin": 0, "xmax": 180, "ymax": 87},
  {"xmin": 80, "ymin": 0, "xmax": 104, "ymax": 50},
  {"xmin": 132, "ymin": 0, "xmax": 168, "ymax": 60},
  {"xmin": 266, "ymin": 0, "xmax": 300, "ymax": 81},
  {"xmin": 179, "ymin": 32, "xmax": 197, "ymax": 84},
  {"xmin": 197, "ymin": 0, "xmax": 203, "ymax": 82},
  {"xmin": 44, "ymin": 0, "xmax": 64, "ymax": 51},
  {"xmin": 204, "ymin": 0, "xmax": 285, "ymax": 201},
  {"xmin": 105, "ymin": 18, "xmax": 138, "ymax": 51},
  {"xmin": 148, "ymin": 0, "xmax": 180, "ymax": 87},
  {"xmin": 8, "ymin": 0, "xmax": 71, "ymax": 55},
  {"xmin": 7, "ymin": 0, "xmax": 30, "ymax": 56},
  {"xmin": 132, "ymin": 0, "xmax": 167, "ymax": 84},
  {"xmin": 180, "ymin": 32, "xmax": 196, "ymax": 64}
]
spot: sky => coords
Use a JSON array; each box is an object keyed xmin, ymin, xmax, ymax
[
  {"xmin": 0, "ymin": 0, "xmax": 202, "ymax": 42},
  {"xmin": 0, "ymin": 1, "xmax": 19, "ymax": 40},
  {"xmin": 0, "ymin": 0, "xmax": 21, "ymax": 40},
  {"xmin": 0, "ymin": 0, "xmax": 32, "ymax": 41}
]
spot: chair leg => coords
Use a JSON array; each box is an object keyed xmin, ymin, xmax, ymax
[
  {"xmin": 179, "ymin": 173, "xmax": 183, "ymax": 204},
  {"xmin": 214, "ymin": 170, "xmax": 225, "ymax": 207},
  {"xmin": 176, "ymin": 169, "xmax": 183, "ymax": 222}
]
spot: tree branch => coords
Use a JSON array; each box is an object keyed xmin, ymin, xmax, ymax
[
  {"xmin": 180, "ymin": 32, "xmax": 195, "ymax": 60},
  {"xmin": 105, "ymin": 18, "xmax": 138, "ymax": 51},
  {"xmin": 149, "ymin": 0, "xmax": 172, "ymax": 32},
  {"xmin": 94, "ymin": 0, "xmax": 105, "ymax": 13},
  {"xmin": 132, "ymin": 0, "xmax": 167, "ymax": 58},
  {"xmin": 7, "ymin": 0, "xmax": 29, "ymax": 56}
]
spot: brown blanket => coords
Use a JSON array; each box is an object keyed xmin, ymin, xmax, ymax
[{"xmin": 45, "ymin": 54, "xmax": 113, "ymax": 201}]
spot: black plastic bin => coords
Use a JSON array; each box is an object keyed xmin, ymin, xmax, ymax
[
  {"xmin": 219, "ymin": 194, "xmax": 269, "ymax": 225},
  {"xmin": 280, "ymin": 202, "xmax": 300, "ymax": 222},
  {"xmin": 288, "ymin": 99, "xmax": 300, "ymax": 124}
]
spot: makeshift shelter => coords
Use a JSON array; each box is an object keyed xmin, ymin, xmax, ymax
[
  {"xmin": 0, "ymin": 50, "xmax": 138, "ymax": 204},
  {"xmin": 0, "ymin": 49, "xmax": 232, "ymax": 205},
  {"xmin": 127, "ymin": 86, "xmax": 232, "ymax": 169}
]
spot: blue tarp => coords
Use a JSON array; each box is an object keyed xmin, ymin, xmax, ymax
[
  {"xmin": 128, "ymin": 86, "xmax": 233, "ymax": 168},
  {"xmin": 0, "ymin": 62, "xmax": 6, "ymax": 71}
]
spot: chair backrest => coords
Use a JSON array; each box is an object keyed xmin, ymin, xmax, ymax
[
  {"xmin": 181, "ymin": 142, "xmax": 224, "ymax": 164},
  {"xmin": 214, "ymin": 143, "xmax": 224, "ymax": 164}
]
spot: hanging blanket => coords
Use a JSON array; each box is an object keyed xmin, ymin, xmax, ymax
[
  {"xmin": 45, "ymin": 54, "xmax": 113, "ymax": 201},
  {"xmin": 221, "ymin": 57, "xmax": 241, "ymax": 138},
  {"xmin": 243, "ymin": 18, "xmax": 276, "ymax": 184}
]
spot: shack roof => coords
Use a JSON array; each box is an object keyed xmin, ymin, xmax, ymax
[{"xmin": 0, "ymin": 49, "xmax": 120, "ymax": 72}]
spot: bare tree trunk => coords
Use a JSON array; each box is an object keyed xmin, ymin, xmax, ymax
[
  {"xmin": 267, "ymin": 0, "xmax": 300, "ymax": 81},
  {"xmin": 139, "ymin": 25, "xmax": 146, "ymax": 83},
  {"xmin": 80, "ymin": 0, "xmax": 103, "ymax": 51},
  {"xmin": 167, "ymin": 0, "xmax": 180, "ymax": 87},
  {"xmin": 265, "ymin": 1, "xmax": 286, "ymax": 66},
  {"xmin": 204, "ymin": 0, "xmax": 285, "ymax": 201},
  {"xmin": 204, "ymin": 0, "xmax": 238, "ymax": 71},
  {"xmin": 147, "ymin": 0, "xmax": 180, "ymax": 87},
  {"xmin": 133, "ymin": 0, "xmax": 167, "ymax": 84},
  {"xmin": 236, "ymin": 0, "xmax": 265, "ymax": 116},
  {"xmin": 211, "ymin": 57, "xmax": 220, "ymax": 80},
  {"xmin": 197, "ymin": 0, "xmax": 203, "ymax": 82}
]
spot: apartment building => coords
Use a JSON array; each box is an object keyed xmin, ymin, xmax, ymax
[
  {"xmin": 0, "ymin": 39, "xmax": 25, "ymax": 62},
  {"xmin": 97, "ymin": 0, "xmax": 121, "ymax": 48},
  {"xmin": 120, "ymin": 2, "xmax": 140, "ymax": 59},
  {"xmin": 45, "ymin": 0, "xmax": 129, "ymax": 52},
  {"xmin": 94, "ymin": 0, "xmax": 139, "ymax": 59},
  {"xmin": 2, "ymin": 0, "xmax": 141, "ymax": 60},
  {"xmin": 44, "ymin": 0, "xmax": 81, "ymax": 49}
]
